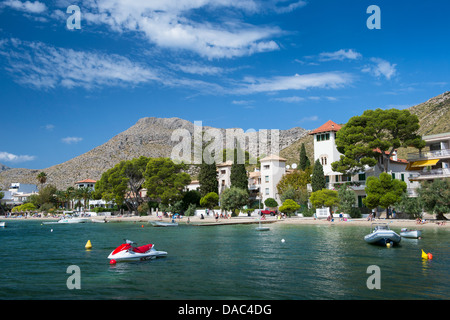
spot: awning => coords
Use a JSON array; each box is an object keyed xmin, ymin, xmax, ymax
[{"xmin": 406, "ymin": 159, "xmax": 439, "ymax": 171}]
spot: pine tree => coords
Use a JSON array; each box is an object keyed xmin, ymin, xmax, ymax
[
  {"xmin": 230, "ymin": 149, "xmax": 249, "ymax": 193},
  {"xmin": 311, "ymin": 159, "xmax": 326, "ymax": 192},
  {"xmin": 198, "ymin": 161, "xmax": 218, "ymax": 197},
  {"xmin": 299, "ymin": 143, "xmax": 310, "ymax": 170}
]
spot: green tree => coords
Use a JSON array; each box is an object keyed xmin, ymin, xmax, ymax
[
  {"xmin": 220, "ymin": 187, "xmax": 248, "ymax": 216},
  {"xmin": 363, "ymin": 173, "xmax": 407, "ymax": 209},
  {"xmin": 311, "ymin": 159, "xmax": 326, "ymax": 192},
  {"xmin": 230, "ymin": 149, "xmax": 249, "ymax": 192},
  {"xmin": 264, "ymin": 197, "xmax": 278, "ymax": 208},
  {"xmin": 29, "ymin": 184, "xmax": 57, "ymax": 208},
  {"xmin": 277, "ymin": 168, "xmax": 311, "ymax": 193},
  {"xmin": 299, "ymin": 143, "xmax": 311, "ymax": 170},
  {"xmin": 417, "ymin": 178, "xmax": 450, "ymax": 220},
  {"xmin": 12, "ymin": 203, "xmax": 37, "ymax": 212},
  {"xmin": 200, "ymin": 192, "xmax": 219, "ymax": 210},
  {"xmin": 95, "ymin": 156, "xmax": 151, "ymax": 213},
  {"xmin": 198, "ymin": 161, "xmax": 218, "ymax": 197},
  {"xmin": 309, "ymin": 189, "xmax": 339, "ymax": 209},
  {"xmin": 331, "ymin": 108, "xmax": 425, "ymax": 174},
  {"xmin": 337, "ymin": 184, "xmax": 357, "ymax": 214},
  {"xmin": 279, "ymin": 199, "xmax": 300, "ymax": 217},
  {"xmin": 77, "ymin": 187, "xmax": 92, "ymax": 212},
  {"xmin": 395, "ymin": 193, "xmax": 423, "ymax": 219},
  {"xmin": 182, "ymin": 190, "xmax": 201, "ymax": 210},
  {"xmin": 143, "ymin": 157, "xmax": 191, "ymax": 205},
  {"xmin": 36, "ymin": 171, "xmax": 47, "ymax": 190}
]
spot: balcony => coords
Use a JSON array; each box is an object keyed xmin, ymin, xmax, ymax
[
  {"xmin": 409, "ymin": 168, "xmax": 450, "ymax": 181},
  {"xmin": 307, "ymin": 180, "xmax": 366, "ymax": 192},
  {"xmin": 407, "ymin": 148, "xmax": 450, "ymax": 161}
]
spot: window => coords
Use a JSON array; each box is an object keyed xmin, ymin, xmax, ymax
[
  {"xmin": 358, "ymin": 195, "xmax": 366, "ymax": 208},
  {"xmin": 265, "ymin": 188, "xmax": 269, "ymax": 195},
  {"xmin": 221, "ymin": 170, "xmax": 226, "ymax": 174},
  {"xmin": 265, "ymin": 175, "xmax": 269, "ymax": 182},
  {"xmin": 321, "ymin": 156, "xmax": 327, "ymax": 165},
  {"xmin": 401, "ymin": 173, "xmax": 405, "ymax": 181},
  {"xmin": 358, "ymin": 173, "xmax": 366, "ymax": 181},
  {"xmin": 263, "ymin": 165, "xmax": 270, "ymax": 170},
  {"xmin": 316, "ymin": 133, "xmax": 330, "ymax": 142},
  {"xmin": 391, "ymin": 173, "xmax": 396, "ymax": 180}
]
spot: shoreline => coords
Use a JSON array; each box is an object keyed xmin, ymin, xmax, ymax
[{"xmin": 2, "ymin": 214, "xmax": 448, "ymax": 229}]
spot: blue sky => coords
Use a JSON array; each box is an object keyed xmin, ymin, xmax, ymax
[{"xmin": 0, "ymin": 0, "xmax": 449, "ymax": 169}]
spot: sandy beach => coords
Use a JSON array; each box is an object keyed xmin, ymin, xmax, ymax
[{"xmin": 3, "ymin": 213, "xmax": 448, "ymax": 230}]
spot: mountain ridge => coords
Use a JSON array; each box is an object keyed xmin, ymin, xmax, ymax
[{"xmin": 1, "ymin": 91, "xmax": 449, "ymax": 190}]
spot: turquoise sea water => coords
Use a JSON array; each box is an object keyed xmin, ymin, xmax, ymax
[{"xmin": 0, "ymin": 220, "xmax": 448, "ymax": 300}]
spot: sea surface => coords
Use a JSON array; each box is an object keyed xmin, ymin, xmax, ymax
[{"xmin": 0, "ymin": 220, "xmax": 448, "ymax": 300}]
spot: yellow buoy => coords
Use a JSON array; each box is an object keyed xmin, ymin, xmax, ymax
[
  {"xmin": 421, "ymin": 249, "xmax": 428, "ymax": 259},
  {"xmin": 85, "ymin": 240, "xmax": 92, "ymax": 250}
]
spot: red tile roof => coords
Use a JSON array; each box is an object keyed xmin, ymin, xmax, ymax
[
  {"xmin": 309, "ymin": 120, "xmax": 342, "ymax": 135},
  {"xmin": 75, "ymin": 179, "xmax": 97, "ymax": 184}
]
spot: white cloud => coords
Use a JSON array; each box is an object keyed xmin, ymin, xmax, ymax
[
  {"xmin": 273, "ymin": 0, "xmax": 307, "ymax": 13},
  {"xmin": 42, "ymin": 124, "xmax": 55, "ymax": 131},
  {"xmin": 2, "ymin": 0, "xmax": 47, "ymax": 13},
  {"xmin": 0, "ymin": 151, "xmax": 36, "ymax": 163},
  {"xmin": 299, "ymin": 115, "xmax": 319, "ymax": 122},
  {"xmin": 362, "ymin": 58, "xmax": 397, "ymax": 80},
  {"xmin": 77, "ymin": 0, "xmax": 285, "ymax": 59},
  {"xmin": 170, "ymin": 63, "xmax": 224, "ymax": 76},
  {"xmin": 273, "ymin": 96, "xmax": 305, "ymax": 103},
  {"xmin": 319, "ymin": 49, "xmax": 362, "ymax": 61},
  {"xmin": 0, "ymin": 39, "xmax": 159, "ymax": 89},
  {"xmin": 61, "ymin": 137, "xmax": 83, "ymax": 144},
  {"xmin": 237, "ymin": 72, "xmax": 353, "ymax": 94}
]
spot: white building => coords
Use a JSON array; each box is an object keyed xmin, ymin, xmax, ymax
[
  {"xmin": 259, "ymin": 154, "xmax": 287, "ymax": 205},
  {"xmin": 216, "ymin": 155, "xmax": 287, "ymax": 207},
  {"xmin": 0, "ymin": 183, "xmax": 39, "ymax": 206},
  {"xmin": 407, "ymin": 132, "xmax": 450, "ymax": 182},
  {"xmin": 75, "ymin": 179, "xmax": 97, "ymax": 189},
  {"xmin": 308, "ymin": 120, "xmax": 420, "ymax": 208}
]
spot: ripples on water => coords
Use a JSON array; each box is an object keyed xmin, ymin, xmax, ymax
[{"xmin": 0, "ymin": 221, "xmax": 448, "ymax": 299}]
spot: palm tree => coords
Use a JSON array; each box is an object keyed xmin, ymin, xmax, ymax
[
  {"xmin": 65, "ymin": 187, "xmax": 75, "ymax": 210},
  {"xmin": 36, "ymin": 172, "xmax": 47, "ymax": 190},
  {"xmin": 77, "ymin": 187, "xmax": 92, "ymax": 213}
]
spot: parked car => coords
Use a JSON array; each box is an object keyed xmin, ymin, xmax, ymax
[{"xmin": 261, "ymin": 209, "xmax": 277, "ymax": 216}]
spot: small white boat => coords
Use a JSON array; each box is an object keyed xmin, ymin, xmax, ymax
[
  {"xmin": 0, "ymin": 221, "xmax": 6, "ymax": 227},
  {"xmin": 151, "ymin": 221, "xmax": 178, "ymax": 227},
  {"xmin": 364, "ymin": 223, "xmax": 401, "ymax": 246},
  {"xmin": 400, "ymin": 228, "xmax": 422, "ymax": 239},
  {"xmin": 57, "ymin": 217, "xmax": 91, "ymax": 224},
  {"xmin": 108, "ymin": 240, "xmax": 167, "ymax": 263}
]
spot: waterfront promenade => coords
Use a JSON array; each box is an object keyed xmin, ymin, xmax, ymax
[{"xmin": 3, "ymin": 213, "xmax": 448, "ymax": 230}]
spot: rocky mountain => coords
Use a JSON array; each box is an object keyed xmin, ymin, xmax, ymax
[
  {"xmin": 0, "ymin": 163, "xmax": 10, "ymax": 173},
  {"xmin": 408, "ymin": 91, "xmax": 450, "ymax": 136},
  {"xmin": 1, "ymin": 91, "xmax": 448, "ymax": 191},
  {"xmin": 0, "ymin": 117, "xmax": 309, "ymax": 190}
]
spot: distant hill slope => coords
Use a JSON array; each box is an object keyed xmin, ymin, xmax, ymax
[
  {"xmin": 408, "ymin": 91, "xmax": 450, "ymax": 136},
  {"xmin": 0, "ymin": 117, "xmax": 308, "ymax": 190},
  {"xmin": 1, "ymin": 91, "xmax": 448, "ymax": 190},
  {"xmin": 0, "ymin": 163, "xmax": 10, "ymax": 173}
]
